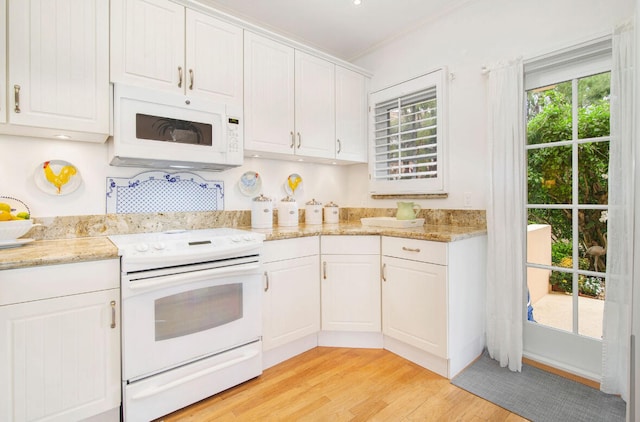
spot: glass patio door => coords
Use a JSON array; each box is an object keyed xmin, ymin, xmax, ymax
[{"xmin": 523, "ymin": 40, "xmax": 611, "ymax": 381}]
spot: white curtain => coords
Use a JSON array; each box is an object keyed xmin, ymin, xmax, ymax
[
  {"xmin": 601, "ymin": 19, "xmax": 635, "ymax": 402},
  {"xmin": 485, "ymin": 59, "xmax": 525, "ymax": 372}
]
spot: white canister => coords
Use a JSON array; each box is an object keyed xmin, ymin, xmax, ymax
[
  {"xmin": 251, "ymin": 194, "xmax": 273, "ymax": 229},
  {"xmin": 277, "ymin": 196, "xmax": 298, "ymax": 227},
  {"xmin": 305, "ymin": 199, "xmax": 323, "ymax": 225},
  {"xmin": 323, "ymin": 201, "xmax": 340, "ymax": 224}
]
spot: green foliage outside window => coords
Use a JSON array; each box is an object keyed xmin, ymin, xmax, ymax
[{"xmin": 527, "ymin": 73, "xmax": 610, "ymax": 295}]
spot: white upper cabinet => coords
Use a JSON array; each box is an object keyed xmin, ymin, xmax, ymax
[
  {"xmin": 335, "ymin": 66, "xmax": 368, "ymax": 162},
  {"xmin": 185, "ymin": 9, "xmax": 243, "ymax": 105},
  {"xmin": 2, "ymin": 0, "xmax": 109, "ymax": 141},
  {"xmin": 244, "ymin": 31, "xmax": 369, "ymax": 164},
  {"xmin": 243, "ymin": 32, "xmax": 295, "ymax": 155},
  {"xmin": 111, "ymin": 0, "xmax": 243, "ymax": 105},
  {"xmin": 111, "ymin": 0, "xmax": 184, "ymax": 92},
  {"xmin": 0, "ymin": 0, "xmax": 6, "ymax": 125},
  {"xmin": 294, "ymin": 50, "xmax": 336, "ymax": 159}
]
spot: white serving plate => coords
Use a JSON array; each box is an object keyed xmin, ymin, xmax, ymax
[{"xmin": 360, "ymin": 217, "xmax": 425, "ymax": 228}]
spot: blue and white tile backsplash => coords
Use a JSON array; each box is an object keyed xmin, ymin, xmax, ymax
[{"xmin": 106, "ymin": 171, "xmax": 224, "ymax": 213}]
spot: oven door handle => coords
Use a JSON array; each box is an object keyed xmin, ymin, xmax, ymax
[
  {"xmin": 128, "ymin": 262, "xmax": 261, "ymax": 292},
  {"xmin": 130, "ymin": 348, "xmax": 260, "ymax": 400}
]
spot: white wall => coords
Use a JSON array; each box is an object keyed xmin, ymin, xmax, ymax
[
  {"xmin": 350, "ymin": 0, "xmax": 634, "ymax": 210},
  {"xmin": 0, "ymin": 134, "xmax": 352, "ymax": 217},
  {"xmin": 1, "ymin": 0, "xmax": 634, "ymax": 218}
]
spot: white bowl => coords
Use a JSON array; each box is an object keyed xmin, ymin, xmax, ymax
[{"xmin": 0, "ymin": 219, "xmax": 33, "ymax": 241}]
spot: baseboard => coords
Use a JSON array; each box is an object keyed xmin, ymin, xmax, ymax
[
  {"xmin": 383, "ymin": 335, "xmax": 449, "ymax": 378},
  {"xmin": 318, "ymin": 331, "xmax": 383, "ymax": 348},
  {"xmin": 262, "ymin": 334, "xmax": 318, "ymax": 370}
]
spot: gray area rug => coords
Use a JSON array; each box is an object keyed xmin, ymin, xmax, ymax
[{"xmin": 451, "ymin": 351, "xmax": 626, "ymax": 422}]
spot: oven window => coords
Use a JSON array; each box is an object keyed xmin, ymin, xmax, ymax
[
  {"xmin": 155, "ymin": 284, "xmax": 243, "ymax": 341},
  {"xmin": 136, "ymin": 113, "xmax": 213, "ymax": 146}
]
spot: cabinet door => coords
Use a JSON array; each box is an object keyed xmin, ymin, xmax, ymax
[
  {"xmin": 321, "ymin": 254, "xmax": 381, "ymax": 332},
  {"xmin": 335, "ymin": 66, "xmax": 368, "ymax": 163},
  {"xmin": 8, "ymin": 0, "xmax": 109, "ymax": 133},
  {"xmin": 382, "ymin": 256, "xmax": 447, "ymax": 358},
  {"xmin": 244, "ymin": 32, "xmax": 295, "ymax": 155},
  {"xmin": 294, "ymin": 51, "xmax": 336, "ymax": 159},
  {"xmin": 0, "ymin": 289, "xmax": 120, "ymax": 422},
  {"xmin": 263, "ymin": 255, "xmax": 320, "ymax": 350},
  {"xmin": 110, "ymin": 0, "xmax": 184, "ymax": 92},
  {"xmin": 0, "ymin": 0, "xmax": 6, "ymax": 124},
  {"xmin": 185, "ymin": 10, "xmax": 243, "ymax": 105}
]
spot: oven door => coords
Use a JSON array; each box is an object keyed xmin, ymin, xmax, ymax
[{"xmin": 121, "ymin": 261, "xmax": 262, "ymax": 382}]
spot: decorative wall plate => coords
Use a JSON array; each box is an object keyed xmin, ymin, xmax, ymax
[
  {"xmin": 106, "ymin": 171, "xmax": 224, "ymax": 213},
  {"xmin": 34, "ymin": 160, "xmax": 81, "ymax": 195},
  {"xmin": 238, "ymin": 171, "xmax": 261, "ymax": 196},
  {"xmin": 284, "ymin": 173, "xmax": 303, "ymax": 196}
]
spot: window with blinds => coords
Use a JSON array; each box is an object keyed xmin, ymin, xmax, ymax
[{"xmin": 369, "ymin": 69, "xmax": 447, "ymax": 194}]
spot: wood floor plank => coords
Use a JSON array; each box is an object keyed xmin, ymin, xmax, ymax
[{"xmin": 155, "ymin": 347, "xmax": 528, "ymax": 422}]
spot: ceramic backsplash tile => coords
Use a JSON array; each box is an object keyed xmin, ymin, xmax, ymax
[
  {"xmin": 25, "ymin": 208, "xmax": 485, "ymax": 240},
  {"xmin": 106, "ymin": 171, "xmax": 224, "ymax": 213}
]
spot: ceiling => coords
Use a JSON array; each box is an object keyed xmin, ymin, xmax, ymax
[{"xmin": 198, "ymin": 0, "xmax": 474, "ymax": 61}]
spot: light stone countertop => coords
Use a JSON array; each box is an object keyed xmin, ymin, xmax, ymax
[{"xmin": 0, "ymin": 223, "xmax": 486, "ymax": 271}]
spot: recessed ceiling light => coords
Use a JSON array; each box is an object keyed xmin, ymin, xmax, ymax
[
  {"xmin": 53, "ymin": 134, "xmax": 71, "ymax": 140},
  {"xmin": 354, "ymin": 0, "xmax": 361, "ymax": 5}
]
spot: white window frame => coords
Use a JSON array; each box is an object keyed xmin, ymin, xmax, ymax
[{"xmin": 368, "ymin": 68, "xmax": 448, "ymax": 195}]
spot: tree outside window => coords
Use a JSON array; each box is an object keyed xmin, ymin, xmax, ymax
[{"xmin": 527, "ymin": 72, "xmax": 610, "ymax": 302}]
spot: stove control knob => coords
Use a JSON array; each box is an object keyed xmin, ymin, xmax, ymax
[
  {"xmin": 153, "ymin": 242, "xmax": 166, "ymax": 250},
  {"xmin": 135, "ymin": 243, "xmax": 149, "ymax": 252},
  {"xmin": 231, "ymin": 236, "xmax": 242, "ymax": 243},
  {"xmin": 243, "ymin": 234, "xmax": 253, "ymax": 241}
]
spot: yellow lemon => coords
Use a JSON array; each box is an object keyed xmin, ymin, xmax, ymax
[
  {"xmin": 0, "ymin": 210, "xmax": 12, "ymax": 221},
  {"xmin": 0, "ymin": 203, "xmax": 10, "ymax": 213}
]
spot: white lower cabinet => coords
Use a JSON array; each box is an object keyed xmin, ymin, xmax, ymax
[
  {"xmin": 381, "ymin": 235, "xmax": 487, "ymax": 378},
  {"xmin": 0, "ymin": 260, "xmax": 121, "ymax": 422},
  {"xmin": 262, "ymin": 237, "xmax": 320, "ymax": 368},
  {"xmin": 320, "ymin": 236, "xmax": 380, "ymax": 332},
  {"xmin": 382, "ymin": 255, "xmax": 447, "ymax": 357}
]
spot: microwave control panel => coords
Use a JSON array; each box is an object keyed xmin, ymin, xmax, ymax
[{"xmin": 227, "ymin": 117, "xmax": 240, "ymax": 153}]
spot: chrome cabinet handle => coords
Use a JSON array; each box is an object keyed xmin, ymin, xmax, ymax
[
  {"xmin": 337, "ymin": 139, "xmax": 342, "ymax": 154},
  {"xmin": 382, "ymin": 263, "xmax": 387, "ymax": 282},
  {"xmin": 110, "ymin": 300, "xmax": 116, "ymax": 329},
  {"xmin": 323, "ymin": 261, "xmax": 327, "ymax": 280},
  {"xmin": 189, "ymin": 69, "xmax": 194, "ymax": 90},
  {"xmin": 297, "ymin": 132, "xmax": 301, "ymax": 148},
  {"xmin": 402, "ymin": 246, "xmax": 421, "ymax": 253},
  {"xmin": 178, "ymin": 66, "xmax": 183, "ymax": 88},
  {"xmin": 14, "ymin": 85, "xmax": 20, "ymax": 113},
  {"xmin": 290, "ymin": 131, "xmax": 295, "ymax": 148},
  {"xmin": 264, "ymin": 271, "xmax": 269, "ymax": 292}
]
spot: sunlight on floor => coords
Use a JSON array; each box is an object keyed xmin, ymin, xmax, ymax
[{"xmin": 530, "ymin": 292, "xmax": 604, "ymax": 339}]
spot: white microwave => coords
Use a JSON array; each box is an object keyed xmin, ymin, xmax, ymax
[{"xmin": 109, "ymin": 84, "xmax": 243, "ymax": 171}]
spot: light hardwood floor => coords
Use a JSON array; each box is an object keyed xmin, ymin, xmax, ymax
[{"xmin": 154, "ymin": 347, "xmax": 527, "ymax": 421}]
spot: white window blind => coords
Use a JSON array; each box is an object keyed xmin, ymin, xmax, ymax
[{"xmin": 369, "ymin": 69, "xmax": 446, "ymax": 194}]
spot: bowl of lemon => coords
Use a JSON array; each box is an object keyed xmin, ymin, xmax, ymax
[{"xmin": 0, "ymin": 198, "xmax": 33, "ymax": 242}]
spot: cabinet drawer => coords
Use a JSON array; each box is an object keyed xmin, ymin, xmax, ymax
[
  {"xmin": 382, "ymin": 236, "xmax": 447, "ymax": 265},
  {"xmin": 263, "ymin": 237, "xmax": 319, "ymax": 262},
  {"xmin": 321, "ymin": 235, "xmax": 380, "ymax": 255},
  {"xmin": 0, "ymin": 259, "xmax": 119, "ymax": 306}
]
